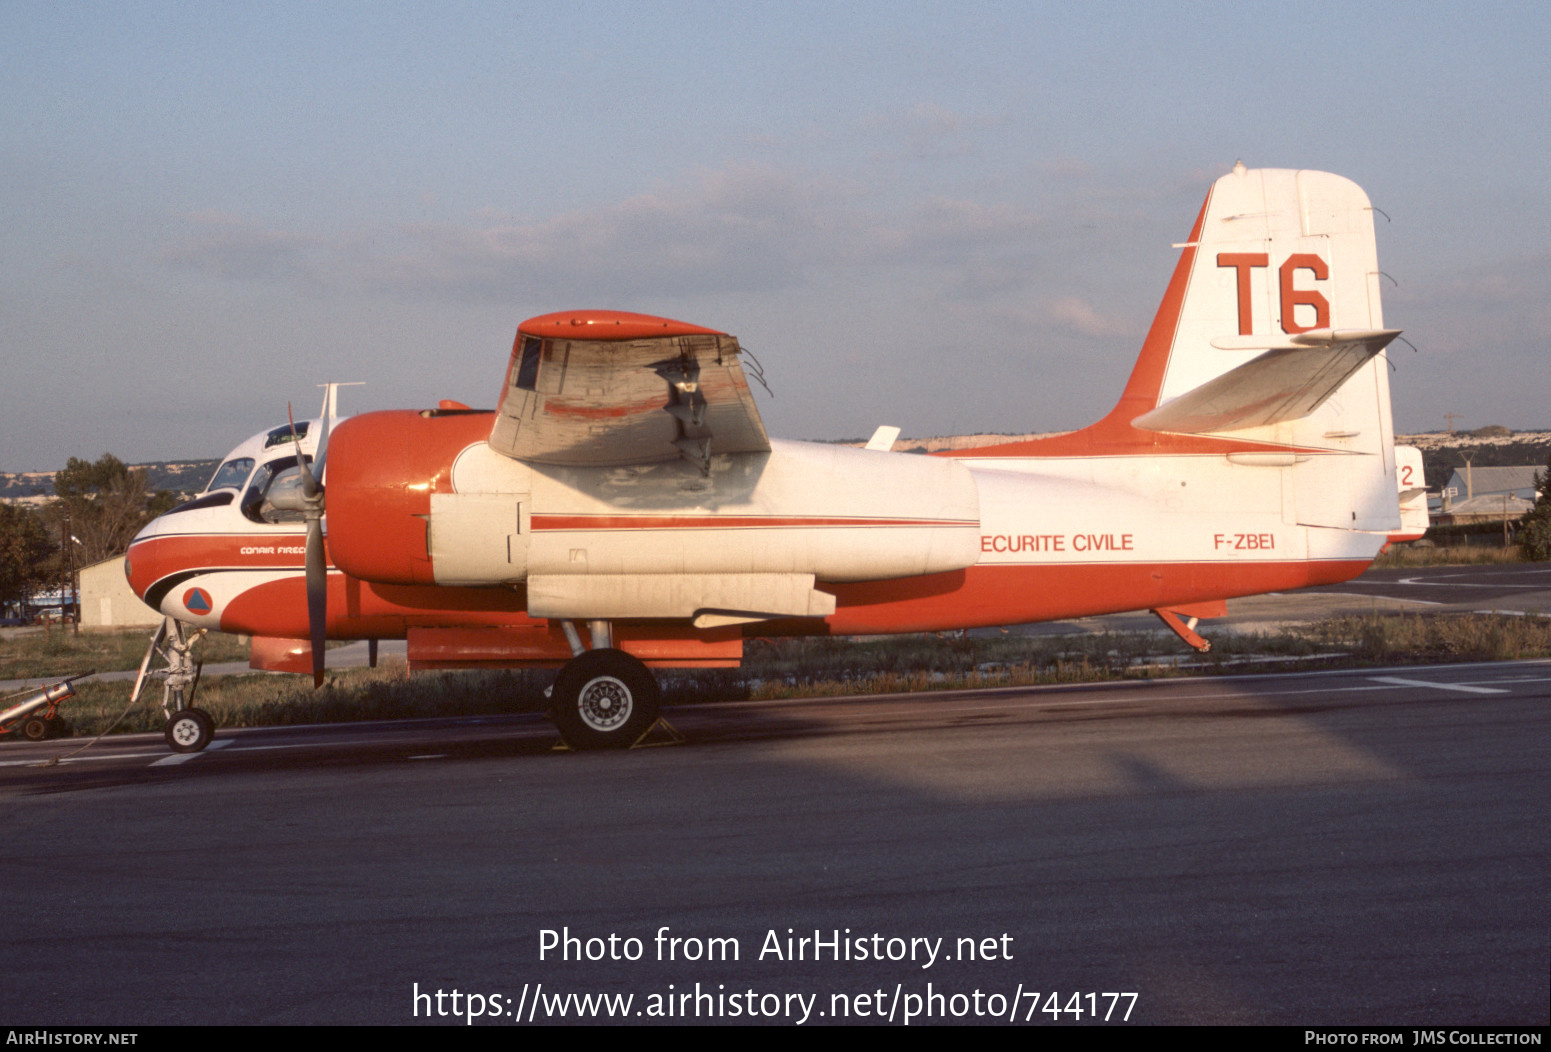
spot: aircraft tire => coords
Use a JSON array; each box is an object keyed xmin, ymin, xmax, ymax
[
  {"xmin": 165, "ymin": 707, "xmax": 215, "ymax": 753},
  {"xmin": 550, "ymin": 649, "xmax": 660, "ymax": 750}
]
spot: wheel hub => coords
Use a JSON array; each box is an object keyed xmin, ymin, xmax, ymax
[
  {"xmin": 577, "ymin": 675, "xmax": 633, "ymax": 732},
  {"xmin": 170, "ymin": 715, "xmax": 202, "ymax": 747}
]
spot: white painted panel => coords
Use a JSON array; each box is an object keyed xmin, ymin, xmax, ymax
[{"xmin": 429, "ymin": 493, "xmax": 528, "ymax": 585}]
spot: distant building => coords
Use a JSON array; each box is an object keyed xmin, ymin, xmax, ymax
[
  {"xmin": 1439, "ymin": 465, "xmax": 1541, "ymax": 511},
  {"xmin": 79, "ymin": 556, "xmax": 161, "ymax": 629},
  {"xmin": 1433, "ymin": 493, "xmax": 1534, "ymax": 527}
]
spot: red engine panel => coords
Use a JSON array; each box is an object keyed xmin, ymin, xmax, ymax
[{"xmin": 325, "ymin": 410, "xmax": 493, "ymax": 585}]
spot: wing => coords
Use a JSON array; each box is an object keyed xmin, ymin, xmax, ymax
[{"xmin": 488, "ymin": 311, "xmax": 770, "ymax": 472}]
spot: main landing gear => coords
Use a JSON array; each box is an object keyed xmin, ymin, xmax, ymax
[
  {"xmin": 131, "ymin": 618, "xmax": 214, "ymax": 753},
  {"xmin": 547, "ymin": 621, "xmax": 667, "ymax": 750}
]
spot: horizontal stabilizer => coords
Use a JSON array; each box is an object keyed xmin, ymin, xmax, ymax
[{"xmin": 1132, "ymin": 329, "xmax": 1399, "ymax": 434}]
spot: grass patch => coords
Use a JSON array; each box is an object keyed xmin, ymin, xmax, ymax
[
  {"xmin": 1310, "ymin": 612, "xmax": 1551, "ymax": 663},
  {"xmin": 0, "ymin": 626, "xmax": 249, "ymax": 681},
  {"xmin": 1374, "ymin": 544, "xmax": 1522, "ymax": 567},
  {"xmin": 34, "ymin": 666, "xmax": 554, "ymax": 739},
  {"xmin": 11, "ymin": 613, "xmax": 1548, "ymax": 742}
]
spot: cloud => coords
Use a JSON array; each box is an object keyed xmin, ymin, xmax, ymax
[
  {"xmin": 160, "ymin": 212, "xmax": 322, "ymax": 283},
  {"xmin": 1043, "ymin": 295, "xmax": 1137, "ymax": 338},
  {"xmin": 1034, "ymin": 156, "xmax": 1096, "ymax": 180},
  {"xmin": 1394, "ymin": 253, "xmax": 1551, "ymax": 358},
  {"xmin": 861, "ymin": 103, "xmax": 997, "ymax": 162},
  {"xmin": 356, "ymin": 165, "xmax": 847, "ymax": 301},
  {"xmin": 158, "ymin": 163, "xmax": 1059, "ymax": 307},
  {"xmin": 865, "ymin": 196, "xmax": 1044, "ymax": 262}
]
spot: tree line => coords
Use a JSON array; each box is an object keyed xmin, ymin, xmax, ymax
[
  {"xmin": 1520, "ymin": 452, "xmax": 1551, "ymax": 560},
  {"xmin": 0, "ymin": 454, "xmax": 180, "ymax": 611},
  {"xmin": 4, "ymin": 445, "xmax": 1551, "ymax": 612}
]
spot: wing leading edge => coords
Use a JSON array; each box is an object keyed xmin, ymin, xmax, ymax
[{"xmin": 489, "ymin": 311, "xmax": 770, "ymax": 472}]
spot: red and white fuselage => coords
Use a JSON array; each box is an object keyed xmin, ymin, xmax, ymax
[
  {"xmin": 125, "ymin": 420, "xmax": 1385, "ymax": 657},
  {"xmin": 126, "ymin": 166, "xmax": 1413, "ymax": 672}
]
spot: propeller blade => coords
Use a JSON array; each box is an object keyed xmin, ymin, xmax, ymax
[
  {"xmin": 286, "ymin": 398, "xmax": 329, "ymax": 685},
  {"xmin": 310, "ymin": 411, "xmax": 331, "ymax": 492},
  {"xmin": 306, "ymin": 515, "xmax": 326, "ymax": 688},
  {"xmin": 287, "ymin": 403, "xmax": 324, "ymax": 500}
]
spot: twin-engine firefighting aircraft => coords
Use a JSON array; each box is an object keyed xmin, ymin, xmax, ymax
[{"xmin": 125, "ymin": 164, "xmax": 1425, "ymax": 752}]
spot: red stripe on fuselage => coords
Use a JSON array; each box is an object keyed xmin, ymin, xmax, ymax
[
  {"xmin": 199, "ymin": 553, "xmax": 1372, "ymax": 644},
  {"xmin": 126, "ymin": 533, "xmax": 314, "ymax": 596},
  {"xmin": 529, "ymin": 514, "xmax": 975, "ymax": 531},
  {"xmin": 799, "ymin": 556, "xmax": 1373, "ymax": 635}
]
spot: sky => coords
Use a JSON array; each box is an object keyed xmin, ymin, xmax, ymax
[{"xmin": 3, "ymin": 1, "xmax": 1548, "ymax": 471}]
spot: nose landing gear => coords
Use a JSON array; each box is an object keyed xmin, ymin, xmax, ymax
[
  {"xmin": 164, "ymin": 705, "xmax": 214, "ymax": 754},
  {"xmin": 131, "ymin": 618, "xmax": 214, "ymax": 753}
]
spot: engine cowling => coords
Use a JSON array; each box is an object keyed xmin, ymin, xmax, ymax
[{"xmin": 324, "ymin": 409, "xmax": 492, "ymax": 586}]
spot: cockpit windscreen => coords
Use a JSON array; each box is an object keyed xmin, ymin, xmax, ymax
[{"xmin": 206, "ymin": 458, "xmax": 255, "ymax": 493}]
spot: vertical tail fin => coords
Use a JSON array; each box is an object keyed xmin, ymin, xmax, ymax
[
  {"xmin": 1094, "ymin": 165, "xmax": 1400, "ymax": 533},
  {"xmin": 1144, "ymin": 164, "xmax": 1390, "ymax": 407},
  {"xmin": 1391, "ymin": 444, "xmax": 1430, "ymax": 544},
  {"xmin": 1155, "ymin": 166, "xmax": 1400, "ymax": 533}
]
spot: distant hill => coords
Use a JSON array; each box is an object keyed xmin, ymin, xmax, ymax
[
  {"xmin": 138, "ymin": 460, "xmax": 222, "ymax": 495},
  {"xmin": 0, "ymin": 460, "xmax": 219, "ymax": 502},
  {"xmin": 1397, "ymin": 431, "xmax": 1551, "ymax": 490}
]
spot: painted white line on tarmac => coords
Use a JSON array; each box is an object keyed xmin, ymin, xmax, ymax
[
  {"xmin": 1305, "ymin": 590, "xmax": 1444, "ymax": 605},
  {"xmin": 1367, "ymin": 676, "xmax": 1508, "ymax": 695},
  {"xmin": 150, "ymin": 738, "xmax": 233, "ymax": 766},
  {"xmin": 0, "ymin": 750, "xmax": 167, "ymax": 767}
]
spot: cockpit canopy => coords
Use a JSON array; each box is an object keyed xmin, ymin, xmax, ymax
[{"xmin": 194, "ymin": 418, "xmax": 324, "ymax": 525}]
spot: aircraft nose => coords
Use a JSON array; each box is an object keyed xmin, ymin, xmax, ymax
[{"xmin": 122, "ymin": 529, "xmax": 160, "ymax": 602}]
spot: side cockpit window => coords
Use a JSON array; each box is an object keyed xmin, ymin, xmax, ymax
[
  {"xmin": 206, "ymin": 457, "xmax": 255, "ymax": 494},
  {"xmin": 265, "ymin": 421, "xmax": 308, "ymax": 448},
  {"xmin": 240, "ymin": 455, "xmax": 312, "ymax": 525},
  {"xmin": 515, "ymin": 336, "xmax": 543, "ymax": 390}
]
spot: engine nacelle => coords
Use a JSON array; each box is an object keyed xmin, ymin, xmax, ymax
[{"xmin": 325, "ymin": 409, "xmax": 488, "ymax": 586}]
